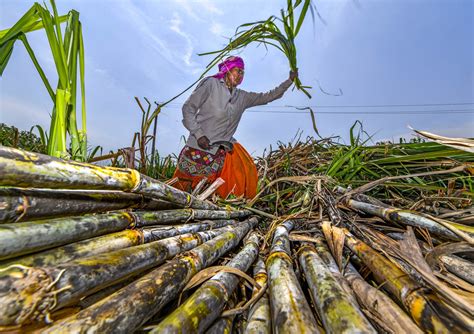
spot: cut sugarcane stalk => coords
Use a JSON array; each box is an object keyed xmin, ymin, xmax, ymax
[
  {"xmin": 344, "ymin": 263, "xmax": 423, "ymax": 334},
  {"xmin": 266, "ymin": 220, "xmax": 320, "ymax": 333},
  {"xmin": 0, "ymin": 187, "xmax": 177, "ymax": 223},
  {"xmin": 346, "ymin": 198, "xmax": 467, "ymax": 241},
  {"xmin": 343, "ymin": 228, "xmax": 471, "ymax": 333},
  {"xmin": 151, "ymin": 232, "xmax": 260, "ymax": 332},
  {"xmin": 0, "ymin": 228, "xmax": 226, "ymax": 326},
  {"xmin": 0, "ymin": 219, "xmax": 238, "ymax": 269},
  {"xmin": 439, "ymin": 255, "xmax": 474, "ymax": 284},
  {"xmin": 206, "ymin": 316, "xmax": 233, "ymax": 334},
  {"xmin": 41, "ymin": 217, "xmax": 257, "ymax": 333},
  {"xmin": 142, "ymin": 219, "xmax": 236, "ymax": 241},
  {"xmin": 245, "ymin": 257, "xmax": 271, "ymax": 334},
  {"xmin": 0, "ymin": 146, "xmax": 218, "ymax": 210},
  {"xmin": 134, "ymin": 208, "xmax": 251, "ymax": 225},
  {"xmin": 0, "ymin": 212, "xmax": 133, "ymax": 260},
  {"xmin": 298, "ymin": 243, "xmax": 376, "ymax": 333},
  {"xmin": 0, "ymin": 229, "xmax": 144, "ymax": 268}
]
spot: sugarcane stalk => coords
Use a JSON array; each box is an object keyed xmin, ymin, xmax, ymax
[
  {"xmin": 0, "ymin": 146, "xmax": 218, "ymax": 210},
  {"xmin": 344, "ymin": 263, "xmax": 423, "ymax": 334},
  {"xmin": 205, "ymin": 316, "xmax": 233, "ymax": 334},
  {"xmin": 0, "ymin": 145, "xmax": 137, "ymax": 189},
  {"xmin": 0, "ymin": 212, "xmax": 133, "ymax": 261},
  {"xmin": 0, "ymin": 188, "xmax": 137, "ymax": 223},
  {"xmin": 309, "ymin": 233, "xmax": 359, "ymax": 304},
  {"xmin": 77, "ymin": 275, "xmax": 139, "ymax": 310},
  {"xmin": 298, "ymin": 243, "xmax": 376, "ymax": 333},
  {"xmin": 346, "ymin": 198, "xmax": 464, "ymax": 240},
  {"xmin": 135, "ymin": 174, "xmax": 220, "ymax": 210},
  {"xmin": 0, "ymin": 219, "xmax": 234, "ymax": 269},
  {"xmin": 440, "ymin": 255, "xmax": 474, "ymax": 284},
  {"xmin": 344, "ymin": 228, "xmax": 471, "ymax": 333},
  {"xmin": 0, "ymin": 187, "xmax": 178, "ymax": 223},
  {"xmin": 245, "ymin": 257, "xmax": 271, "ymax": 334},
  {"xmin": 0, "ymin": 229, "xmax": 144, "ymax": 268},
  {"xmin": 41, "ymin": 217, "xmax": 257, "ymax": 334},
  {"xmin": 266, "ymin": 221, "xmax": 320, "ymax": 333},
  {"xmin": 206, "ymin": 297, "xmax": 238, "ymax": 334},
  {"xmin": 143, "ymin": 219, "xmax": 236, "ymax": 240},
  {"xmin": 0, "ymin": 228, "xmax": 225, "ymax": 326},
  {"xmin": 151, "ymin": 232, "xmax": 260, "ymax": 333},
  {"xmin": 134, "ymin": 208, "xmax": 251, "ymax": 226}
]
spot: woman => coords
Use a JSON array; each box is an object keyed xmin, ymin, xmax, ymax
[{"xmin": 173, "ymin": 56, "xmax": 298, "ymax": 199}]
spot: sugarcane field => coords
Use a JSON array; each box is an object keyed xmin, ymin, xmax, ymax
[{"xmin": 1, "ymin": 0, "xmax": 473, "ymax": 333}]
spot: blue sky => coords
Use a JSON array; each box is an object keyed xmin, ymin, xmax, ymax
[{"xmin": 1, "ymin": 0, "xmax": 473, "ymax": 157}]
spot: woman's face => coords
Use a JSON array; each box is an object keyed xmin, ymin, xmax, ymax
[{"xmin": 227, "ymin": 67, "xmax": 244, "ymax": 87}]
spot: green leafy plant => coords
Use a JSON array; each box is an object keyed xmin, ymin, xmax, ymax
[
  {"xmin": 0, "ymin": 123, "xmax": 46, "ymax": 153},
  {"xmin": 0, "ymin": 0, "xmax": 87, "ymax": 160}
]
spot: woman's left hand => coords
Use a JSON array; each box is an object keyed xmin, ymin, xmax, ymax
[{"xmin": 289, "ymin": 69, "xmax": 298, "ymax": 82}]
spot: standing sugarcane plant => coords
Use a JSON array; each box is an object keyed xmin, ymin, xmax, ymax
[
  {"xmin": 199, "ymin": 0, "xmax": 314, "ymax": 98},
  {"xmin": 0, "ymin": 0, "xmax": 87, "ymax": 160}
]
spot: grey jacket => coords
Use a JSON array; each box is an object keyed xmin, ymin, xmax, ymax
[{"xmin": 182, "ymin": 77, "xmax": 293, "ymax": 154}]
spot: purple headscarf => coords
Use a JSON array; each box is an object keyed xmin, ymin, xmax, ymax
[{"xmin": 212, "ymin": 56, "xmax": 245, "ymax": 84}]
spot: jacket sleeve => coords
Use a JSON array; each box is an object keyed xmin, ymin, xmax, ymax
[
  {"xmin": 242, "ymin": 78, "xmax": 293, "ymax": 109},
  {"xmin": 182, "ymin": 78, "xmax": 212, "ymax": 139}
]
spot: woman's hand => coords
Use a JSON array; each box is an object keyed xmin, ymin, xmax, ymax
[
  {"xmin": 197, "ymin": 136, "xmax": 211, "ymax": 150},
  {"xmin": 289, "ymin": 69, "xmax": 299, "ymax": 82}
]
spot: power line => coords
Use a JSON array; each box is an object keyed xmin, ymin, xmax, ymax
[
  {"xmin": 246, "ymin": 109, "xmax": 474, "ymax": 114},
  {"xmin": 163, "ymin": 102, "xmax": 474, "ymax": 109},
  {"xmin": 161, "ymin": 105, "xmax": 474, "ymax": 114}
]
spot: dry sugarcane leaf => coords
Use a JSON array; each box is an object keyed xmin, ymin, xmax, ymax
[
  {"xmin": 321, "ymin": 220, "xmax": 345, "ymax": 270},
  {"xmin": 423, "ymin": 214, "xmax": 474, "ymax": 244},
  {"xmin": 289, "ymin": 233, "xmax": 320, "ymax": 243},
  {"xmin": 425, "ymin": 242, "xmax": 473, "ymax": 269},
  {"xmin": 399, "ymin": 227, "xmax": 433, "ymax": 274},
  {"xmin": 435, "ymin": 271, "xmax": 474, "ymax": 293},
  {"xmin": 398, "ymin": 228, "xmax": 474, "ymax": 318},
  {"xmin": 411, "ymin": 127, "xmax": 474, "ymax": 153},
  {"xmin": 221, "ymin": 282, "xmax": 268, "ymax": 317},
  {"xmin": 248, "ymin": 175, "xmax": 328, "ymax": 207},
  {"xmin": 183, "ymin": 265, "xmax": 260, "ymax": 292}
]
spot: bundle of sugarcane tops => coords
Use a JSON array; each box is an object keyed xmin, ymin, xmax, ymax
[{"xmin": 1, "ymin": 138, "xmax": 473, "ymax": 333}]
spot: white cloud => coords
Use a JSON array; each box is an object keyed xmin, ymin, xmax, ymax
[
  {"xmin": 174, "ymin": 0, "xmax": 223, "ymax": 21},
  {"xmin": 196, "ymin": 0, "xmax": 224, "ymax": 15},
  {"xmin": 210, "ymin": 21, "xmax": 224, "ymax": 36},
  {"xmin": 174, "ymin": 0, "xmax": 203, "ymax": 21},
  {"xmin": 169, "ymin": 12, "xmax": 199, "ymax": 70},
  {"xmin": 115, "ymin": 0, "xmax": 200, "ymax": 74}
]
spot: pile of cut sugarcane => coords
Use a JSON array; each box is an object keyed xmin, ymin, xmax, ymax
[
  {"xmin": 1, "ymin": 142, "xmax": 473, "ymax": 333},
  {"xmin": 0, "ymin": 146, "xmax": 258, "ymax": 332}
]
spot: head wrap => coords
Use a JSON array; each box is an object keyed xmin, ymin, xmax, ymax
[{"xmin": 212, "ymin": 56, "xmax": 245, "ymax": 84}]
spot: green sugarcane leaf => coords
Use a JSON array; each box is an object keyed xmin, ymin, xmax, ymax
[
  {"xmin": 18, "ymin": 34, "xmax": 55, "ymax": 100},
  {"xmin": 0, "ymin": 4, "xmax": 40, "ymax": 42},
  {"xmin": 0, "ymin": 39, "xmax": 14, "ymax": 75},
  {"xmin": 79, "ymin": 23, "xmax": 86, "ymax": 133},
  {"xmin": 295, "ymin": 0, "xmax": 312, "ymax": 36},
  {"xmin": 30, "ymin": 124, "xmax": 48, "ymax": 148}
]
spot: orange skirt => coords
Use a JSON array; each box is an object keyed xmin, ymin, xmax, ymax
[{"xmin": 172, "ymin": 142, "xmax": 257, "ymax": 199}]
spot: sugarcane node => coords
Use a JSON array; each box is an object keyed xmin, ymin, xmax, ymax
[
  {"xmin": 128, "ymin": 168, "xmax": 142, "ymax": 192},
  {"xmin": 265, "ymin": 251, "xmax": 293, "ymax": 265},
  {"xmin": 16, "ymin": 195, "xmax": 29, "ymax": 223}
]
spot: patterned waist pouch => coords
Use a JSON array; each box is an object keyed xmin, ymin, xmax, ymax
[{"xmin": 177, "ymin": 145, "xmax": 226, "ymax": 177}]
